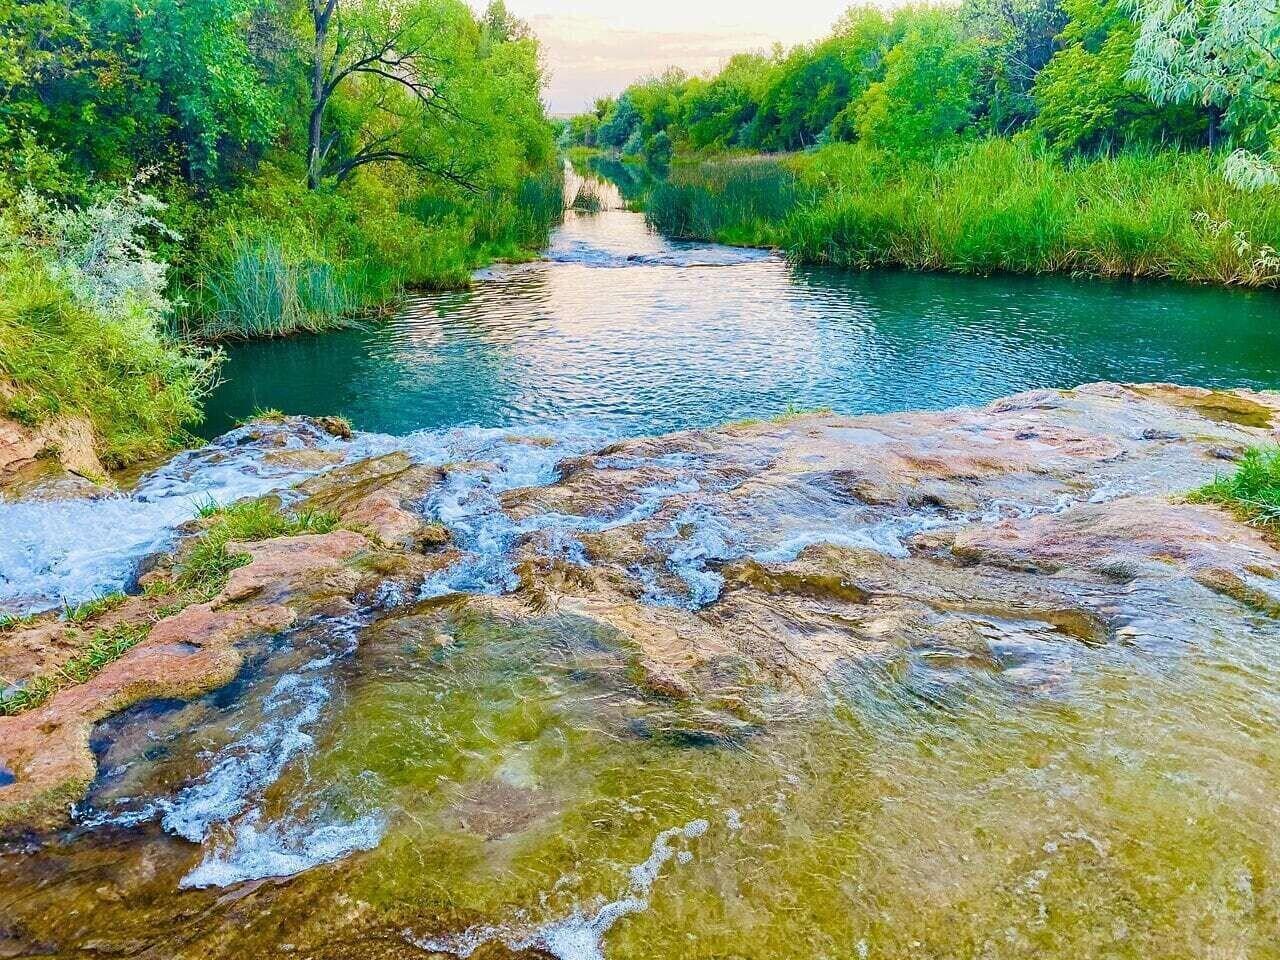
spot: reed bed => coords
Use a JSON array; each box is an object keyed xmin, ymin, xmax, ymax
[{"xmin": 646, "ymin": 141, "xmax": 1280, "ymax": 287}]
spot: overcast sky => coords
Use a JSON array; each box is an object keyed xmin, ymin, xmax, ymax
[{"xmin": 493, "ymin": 2, "xmax": 851, "ymax": 114}]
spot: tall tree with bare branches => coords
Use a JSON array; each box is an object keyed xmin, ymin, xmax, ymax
[{"xmin": 305, "ymin": 0, "xmax": 476, "ymax": 190}]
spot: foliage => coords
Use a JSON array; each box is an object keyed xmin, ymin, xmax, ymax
[
  {"xmin": 176, "ymin": 498, "xmax": 338, "ymax": 598},
  {"xmin": 1191, "ymin": 446, "xmax": 1280, "ymax": 528},
  {"xmin": 646, "ymin": 140, "xmax": 1280, "ymax": 287},
  {"xmin": 1032, "ymin": 0, "xmax": 1205, "ymax": 153},
  {"xmin": 854, "ymin": 13, "xmax": 983, "ymax": 158},
  {"xmin": 962, "ymin": 0, "xmax": 1067, "ymax": 131},
  {"xmin": 1127, "ymin": 0, "xmax": 1280, "ymax": 186},
  {"xmin": 0, "ymin": 190, "xmax": 217, "ymax": 466},
  {"xmin": 562, "ymin": 0, "xmax": 1271, "ymax": 182}
]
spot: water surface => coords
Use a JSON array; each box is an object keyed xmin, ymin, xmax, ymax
[
  {"xmin": 205, "ymin": 208, "xmax": 1280, "ymax": 438},
  {"xmin": 3, "ymin": 200, "xmax": 1280, "ymax": 960}
]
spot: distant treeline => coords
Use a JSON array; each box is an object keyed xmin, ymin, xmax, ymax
[{"xmin": 560, "ymin": 0, "xmax": 1278, "ymax": 189}]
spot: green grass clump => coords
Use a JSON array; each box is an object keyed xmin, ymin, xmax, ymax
[
  {"xmin": 62, "ymin": 592, "xmax": 127, "ymax": 625},
  {"xmin": 0, "ymin": 247, "xmax": 217, "ymax": 468},
  {"xmin": 0, "ymin": 622, "xmax": 150, "ymax": 716},
  {"xmin": 0, "ymin": 612, "xmax": 40, "ymax": 633},
  {"xmin": 176, "ymin": 499, "xmax": 338, "ymax": 598},
  {"xmin": 643, "ymin": 141, "xmax": 1280, "ymax": 288},
  {"xmin": 1191, "ymin": 447, "xmax": 1280, "ymax": 529}
]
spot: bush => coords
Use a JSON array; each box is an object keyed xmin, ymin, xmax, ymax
[
  {"xmin": 177, "ymin": 162, "xmax": 562, "ymax": 339},
  {"xmin": 0, "ymin": 189, "xmax": 217, "ymax": 467}
]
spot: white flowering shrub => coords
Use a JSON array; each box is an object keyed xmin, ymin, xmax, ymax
[
  {"xmin": 1222, "ymin": 148, "xmax": 1280, "ymax": 191},
  {"xmin": 29, "ymin": 182, "xmax": 178, "ymax": 322}
]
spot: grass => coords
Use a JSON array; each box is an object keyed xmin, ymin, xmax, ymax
[
  {"xmin": 644, "ymin": 141, "xmax": 1280, "ymax": 288},
  {"xmin": 175, "ymin": 498, "xmax": 338, "ymax": 598},
  {"xmin": 1190, "ymin": 447, "xmax": 1280, "ymax": 530},
  {"xmin": 0, "ymin": 622, "xmax": 150, "ymax": 716},
  {"xmin": 62, "ymin": 592, "xmax": 127, "ymax": 625},
  {"xmin": 179, "ymin": 165, "xmax": 564, "ymax": 341},
  {"xmin": 0, "ymin": 612, "xmax": 40, "ymax": 633},
  {"xmin": 0, "ymin": 244, "xmax": 217, "ymax": 468},
  {"xmin": 570, "ymin": 179, "xmax": 605, "ymax": 213}
]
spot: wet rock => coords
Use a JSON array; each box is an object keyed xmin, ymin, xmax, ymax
[
  {"xmin": 0, "ymin": 528, "xmax": 374, "ymax": 831},
  {"xmin": 3, "ymin": 382, "xmax": 1279, "ymax": 836},
  {"xmin": 0, "ymin": 418, "xmax": 47, "ymax": 479},
  {"xmin": 0, "ymin": 415, "xmax": 106, "ymax": 491},
  {"xmin": 298, "ymin": 453, "xmax": 446, "ymax": 549},
  {"xmin": 223, "ymin": 531, "xmax": 371, "ymax": 604}
]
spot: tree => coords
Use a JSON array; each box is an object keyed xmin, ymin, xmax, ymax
[
  {"xmin": 962, "ymin": 0, "xmax": 1067, "ymax": 130},
  {"xmin": 1127, "ymin": 0, "xmax": 1280, "ymax": 186},
  {"xmin": 1033, "ymin": 0, "xmax": 1205, "ymax": 153},
  {"xmin": 855, "ymin": 14, "xmax": 982, "ymax": 158},
  {"xmin": 305, "ymin": 0, "xmax": 473, "ymax": 190},
  {"xmin": 480, "ymin": 0, "xmax": 529, "ymax": 43}
]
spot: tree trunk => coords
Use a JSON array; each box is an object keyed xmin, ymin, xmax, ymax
[
  {"xmin": 308, "ymin": 3, "xmax": 333, "ymax": 190},
  {"xmin": 1206, "ymin": 105, "xmax": 1220, "ymax": 150}
]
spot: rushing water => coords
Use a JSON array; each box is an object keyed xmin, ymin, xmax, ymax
[{"xmin": 2, "ymin": 194, "xmax": 1280, "ymax": 959}]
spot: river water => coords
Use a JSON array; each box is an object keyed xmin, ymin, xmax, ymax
[
  {"xmin": 2, "ymin": 197, "xmax": 1279, "ymax": 959},
  {"xmin": 204, "ymin": 207, "xmax": 1280, "ymax": 438}
]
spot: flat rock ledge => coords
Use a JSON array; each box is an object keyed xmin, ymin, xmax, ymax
[
  {"xmin": 1, "ymin": 383, "xmax": 1278, "ymax": 832},
  {"xmin": 0, "ymin": 454, "xmax": 459, "ymax": 832}
]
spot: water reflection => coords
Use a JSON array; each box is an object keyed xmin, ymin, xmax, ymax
[{"xmin": 205, "ymin": 209, "xmax": 1279, "ymax": 442}]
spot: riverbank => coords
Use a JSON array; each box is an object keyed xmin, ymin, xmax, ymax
[
  {"xmin": 0, "ymin": 0, "xmax": 560, "ymax": 474},
  {"xmin": 1, "ymin": 382, "xmax": 1279, "ymax": 957},
  {"xmin": 643, "ymin": 141, "xmax": 1280, "ymax": 287},
  {"xmin": 0, "ymin": 163, "xmax": 562, "ymax": 477}
]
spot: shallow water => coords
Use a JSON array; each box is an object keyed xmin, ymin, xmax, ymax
[{"xmin": 2, "ymin": 198, "xmax": 1280, "ymax": 959}]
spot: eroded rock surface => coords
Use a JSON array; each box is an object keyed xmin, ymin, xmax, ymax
[{"xmin": 1, "ymin": 383, "xmax": 1277, "ymax": 836}]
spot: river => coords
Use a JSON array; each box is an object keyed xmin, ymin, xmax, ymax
[
  {"xmin": 204, "ymin": 204, "xmax": 1280, "ymax": 438},
  {"xmin": 1, "ymin": 192, "xmax": 1279, "ymax": 959}
]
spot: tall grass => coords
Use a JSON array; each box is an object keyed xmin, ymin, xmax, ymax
[
  {"xmin": 192, "ymin": 239, "xmax": 380, "ymax": 339},
  {"xmin": 645, "ymin": 141, "xmax": 1280, "ymax": 287},
  {"xmin": 0, "ymin": 244, "xmax": 214, "ymax": 466},
  {"xmin": 178, "ymin": 164, "xmax": 564, "ymax": 340}
]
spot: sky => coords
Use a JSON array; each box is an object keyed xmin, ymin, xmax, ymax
[{"xmin": 495, "ymin": 1, "xmax": 851, "ymax": 114}]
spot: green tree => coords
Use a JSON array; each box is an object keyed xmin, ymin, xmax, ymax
[
  {"xmin": 962, "ymin": 0, "xmax": 1067, "ymax": 131},
  {"xmin": 1033, "ymin": 0, "xmax": 1204, "ymax": 153},
  {"xmin": 1127, "ymin": 0, "xmax": 1280, "ymax": 186},
  {"xmin": 306, "ymin": 0, "xmax": 480, "ymax": 190},
  {"xmin": 855, "ymin": 14, "xmax": 982, "ymax": 158}
]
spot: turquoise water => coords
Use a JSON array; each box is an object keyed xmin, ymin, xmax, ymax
[{"xmin": 204, "ymin": 208, "xmax": 1280, "ymax": 438}]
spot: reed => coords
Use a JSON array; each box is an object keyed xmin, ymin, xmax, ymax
[{"xmin": 645, "ymin": 141, "xmax": 1280, "ymax": 288}]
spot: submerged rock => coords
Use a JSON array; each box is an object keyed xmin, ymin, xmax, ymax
[{"xmin": 0, "ymin": 382, "xmax": 1277, "ymax": 841}]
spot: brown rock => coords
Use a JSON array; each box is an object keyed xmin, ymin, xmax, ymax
[{"xmin": 222, "ymin": 530, "xmax": 371, "ymax": 604}]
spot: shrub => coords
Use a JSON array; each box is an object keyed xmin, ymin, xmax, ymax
[{"xmin": 0, "ymin": 189, "xmax": 217, "ymax": 466}]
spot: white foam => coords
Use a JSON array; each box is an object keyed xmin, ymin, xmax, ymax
[
  {"xmin": 180, "ymin": 807, "xmax": 386, "ymax": 888},
  {"xmin": 0, "ymin": 423, "xmax": 348, "ymax": 614},
  {"xmin": 417, "ymin": 818, "xmax": 710, "ymax": 960}
]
